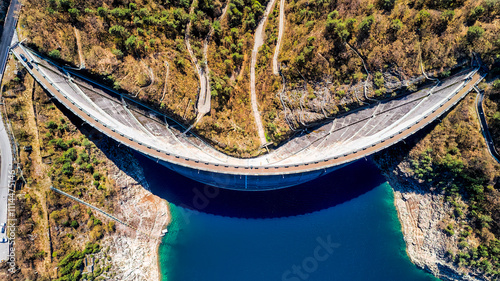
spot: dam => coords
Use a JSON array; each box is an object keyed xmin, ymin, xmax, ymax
[{"xmin": 11, "ymin": 44, "xmax": 485, "ymax": 190}]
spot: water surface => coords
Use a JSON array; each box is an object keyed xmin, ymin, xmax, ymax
[
  {"xmin": 159, "ymin": 183, "xmax": 437, "ymax": 281},
  {"xmin": 134, "ymin": 155, "xmax": 437, "ymax": 281}
]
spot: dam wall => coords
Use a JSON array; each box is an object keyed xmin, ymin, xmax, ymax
[{"xmin": 11, "ymin": 44, "xmax": 485, "ymax": 190}]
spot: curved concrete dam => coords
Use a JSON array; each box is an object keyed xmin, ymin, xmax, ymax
[{"xmin": 12, "ymin": 44, "xmax": 485, "ymax": 190}]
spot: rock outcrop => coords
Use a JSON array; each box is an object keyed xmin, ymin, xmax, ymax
[{"xmin": 381, "ymin": 161, "xmax": 485, "ymax": 281}]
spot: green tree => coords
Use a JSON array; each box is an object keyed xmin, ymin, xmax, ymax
[
  {"xmin": 97, "ymin": 6, "xmax": 108, "ymax": 17},
  {"xmin": 125, "ymin": 35, "xmax": 137, "ymax": 50},
  {"xmin": 378, "ymin": 0, "xmax": 395, "ymax": 11},
  {"xmin": 63, "ymin": 147, "xmax": 78, "ymax": 162},
  {"xmin": 493, "ymin": 79, "xmax": 500, "ymax": 90},
  {"xmin": 62, "ymin": 162, "xmax": 74, "ymax": 176},
  {"xmin": 109, "ymin": 25, "xmax": 128, "ymax": 37},
  {"xmin": 469, "ymin": 5, "xmax": 485, "ymax": 23},
  {"xmin": 68, "ymin": 8, "xmax": 79, "ymax": 20},
  {"xmin": 49, "ymin": 49, "xmax": 61, "ymax": 59},
  {"xmin": 467, "ymin": 25, "xmax": 484, "ymax": 43},
  {"xmin": 358, "ymin": 15, "xmax": 374, "ymax": 39},
  {"xmin": 391, "ymin": 19, "xmax": 403, "ymax": 32}
]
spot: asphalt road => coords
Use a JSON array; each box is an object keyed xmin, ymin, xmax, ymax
[
  {"xmin": 0, "ymin": 0, "xmax": 20, "ymax": 82},
  {"xmin": 12, "ymin": 44, "xmax": 485, "ymax": 176},
  {"xmin": 476, "ymin": 87, "xmax": 500, "ymax": 163},
  {"xmin": 0, "ymin": 0, "xmax": 21, "ymax": 262}
]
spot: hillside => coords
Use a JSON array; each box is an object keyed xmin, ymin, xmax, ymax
[
  {"xmin": 19, "ymin": 0, "xmax": 500, "ymax": 156},
  {"xmin": 0, "ymin": 56, "xmax": 169, "ymax": 281},
  {"xmin": 374, "ymin": 77, "xmax": 500, "ymax": 279}
]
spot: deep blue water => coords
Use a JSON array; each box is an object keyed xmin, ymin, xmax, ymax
[{"xmin": 134, "ymin": 154, "xmax": 438, "ymax": 281}]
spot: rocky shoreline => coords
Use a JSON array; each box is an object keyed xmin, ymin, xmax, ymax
[
  {"xmin": 98, "ymin": 141, "xmax": 170, "ymax": 281},
  {"xmin": 380, "ymin": 161, "xmax": 484, "ymax": 281}
]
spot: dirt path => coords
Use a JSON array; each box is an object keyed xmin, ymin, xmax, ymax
[
  {"xmin": 185, "ymin": 3, "xmax": 210, "ymax": 122},
  {"xmin": 345, "ymin": 42, "xmax": 377, "ymax": 103},
  {"xmin": 475, "ymin": 87, "xmax": 500, "ymax": 163},
  {"xmin": 23, "ymin": 78, "xmax": 53, "ymax": 273},
  {"xmin": 160, "ymin": 61, "xmax": 170, "ymax": 103},
  {"xmin": 272, "ymin": 0, "xmax": 285, "ymax": 75},
  {"xmin": 184, "ymin": 2, "xmax": 231, "ymax": 134},
  {"xmin": 73, "ymin": 27, "xmax": 85, "ymax": 69},
  {"xmin": 198, "ymin": 1, "xmax": 230, "ymax": 115},
  {"xmin": 250, "ymin": 0, "xmax": 278, "ymax": 145}
]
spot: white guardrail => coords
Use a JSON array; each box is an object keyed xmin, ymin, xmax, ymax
[{"xmin": 12, "ymin": 45, "xmax": 485, "ymax": 174}]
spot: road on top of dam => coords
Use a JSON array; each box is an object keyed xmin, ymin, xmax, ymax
[{"xmin": 11, "ymin": 44, "xmax": 484, "ymax": 176}]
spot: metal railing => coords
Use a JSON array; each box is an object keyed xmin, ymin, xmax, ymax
[{"xmin": 11, "ymin": 44, "xmax": 486, "ymax": 174}]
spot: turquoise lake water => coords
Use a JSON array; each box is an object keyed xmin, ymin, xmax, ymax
[
  {"xmin": 135, "ymin": 155, "xmax": 438, "ymax": 281},
  {"xmin": 158, "ymin": 183, "xmax": 438, "ymax": 281}
]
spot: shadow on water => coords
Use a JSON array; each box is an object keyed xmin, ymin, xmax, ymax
[
  {"xmin": 135, "ymin": 153, "xmax": 386, "ymax": 219},
  {"xmin": 44, "ymin": 84, "xmax": 449, "ymax": 220},
  {"xmin": 46, "ymin": 92, "xmax": 386, "ymax": 219}
]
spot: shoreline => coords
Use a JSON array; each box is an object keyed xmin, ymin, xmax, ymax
[
  {"xmin": 156, "ymin": 202, "xmax": 172, "ymax": 281},
  {"xmin": 97, "ymin": 141, "xmax": 172, "ymax": 281},
  {"xmin": 380, "ymin": 162, "xmax": 483, "ymax": 281}
]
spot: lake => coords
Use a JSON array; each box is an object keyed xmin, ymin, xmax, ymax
[{"xmin": 135, "ymin": 154, "xmax": 438, "ymax": 281}]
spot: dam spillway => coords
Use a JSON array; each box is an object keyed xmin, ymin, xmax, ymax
[{"xmin": 11, "ymin": 44, "xmax": 485, "ymax": 190}]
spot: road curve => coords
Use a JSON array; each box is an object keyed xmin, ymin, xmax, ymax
[
  {"xmin": 475, "ymin": 87, "xmax": 500, "ymax": 163},
  {"xmin": 272, "ymin": 0, "xmax": 285, "ymax": 75},
  {"xmin": 0, "ymin": 0, "xmax": 19, "ymax": 81},
  {"xmin": 0, "ymin": 0, "xmax": 21, "ymax": 261},
  {"xmin": 12, "ymin": 43, "xmax": 485, "ymax": 179},
  {"xmin": 185, "ymin": 3, "xmax": 211, "ymax": 123},
  {"xmin": 250, "ymin": 0, "xmax": 278, "ymax": 146}
]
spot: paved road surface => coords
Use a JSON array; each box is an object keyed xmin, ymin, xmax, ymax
[
  {"xmin": 0, "ymin": 0, "xmax": 19, "ymax": 81},
  {"xmin": 0, "ymin": 0, "xmax": 21, "ymax": 262},
  {"xmin": 12, "ymin": 44, "xmax": 485, "ymax": 176},
  {"xmin": 475, "ymin": 87, "xmax": 500, "ymax": 163}
]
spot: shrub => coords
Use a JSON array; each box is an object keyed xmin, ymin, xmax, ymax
[
  {"xmin": 378, "ymin": 0, "xmax": 395, "ymax": 11},
  {"xmin": 62, "ymin": 162, "xmax": 74, "ymax": 176},
  {"xmin": 48, "ymin": 49, "xmax": 61, "ymax": 59},
  {"xmin": 391, "ymin": 19, "xmax": 403, "ymax": 31},
  {"xmin": 46, "ymin": 121, "xmax": 58, "ymax": 130},
  {"xmin": 68, "ymin": 8, "xmax": 79, "ymax": 19},
  {"xmin": 444, "ymin": 224, "xmax": 455, "ymax": 236},
  {"xmin": 63, "ymin": 148, "xmax": 78, "ymax": 162},
  {"xmin": 467, "ymin": 25, "xmax": 484, "ymax": 43},
  {"xmin": 493, "ymin": 79, "xmax": 500, "ymax": 90},
  {"xmin": 50, "ymin": 138, "xmax": 69, "ymax": 150}
]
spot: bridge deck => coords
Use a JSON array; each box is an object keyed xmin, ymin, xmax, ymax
[{"xmin": 11, "ymin": 44, "xmax": 483, "ymax": 176}]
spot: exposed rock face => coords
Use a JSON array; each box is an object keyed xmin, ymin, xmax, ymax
[
  {"xmin": 280, "ymin": 71, "xmax": 427, "ymax": 128},
  {"xmin": 382, "ymin": 161, "xmax": 484, "ymax": 281},
  {"xmin": 98, "ymin": 141, "xmax": 170, "ymax": 281}
]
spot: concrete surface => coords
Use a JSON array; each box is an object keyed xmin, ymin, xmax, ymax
[
  {"xmin": 0, "ymin": 0, "xmax": 20, "ymax": 261},
  {"xmin": 11, "ymin": 44, "xmax": 484, "ymax": 190},
  {"xmin": 475, "ymin": 87, "xmax": 500, "ymax": 163}
]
